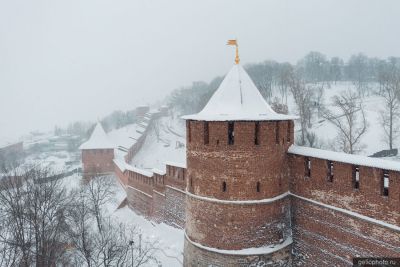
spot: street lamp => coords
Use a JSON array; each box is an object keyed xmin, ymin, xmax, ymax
[{"xmin": 129, "ymin": 240, "xmax": 134, "ymax": 266}]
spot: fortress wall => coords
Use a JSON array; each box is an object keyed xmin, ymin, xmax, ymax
[
  {"xmin": 114, "ymin": 163, "xmax": 128, "ymax": 186},
  {"xmin": 291, "ymin": 197, "xmax": 400, "ymax": 266},
  {"xmin": 114, "ymin": 163, "xmax": 187, "ymax": 228},
  {"xmin": 289, "ymin": 154, "xmax": 400, "ymax": 266},
  {"xmin": 289, "ymin": 154, "xmax": 400, "ymax": 225},
  {"xmin": 164, "ymin": 186, "xmax": 186, "ymax": 229},
  {"xmin": 152, "ymin": 172, "xmax": 166, "ymax": 223}
]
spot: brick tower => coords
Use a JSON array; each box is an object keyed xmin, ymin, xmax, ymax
[
  {"xmin": 80, "ymin": 122, "xmax": 115, "ymax": 178},
  {"xmin": 182, "ymin": 49, "xmax": 297, "ymax": 266}
]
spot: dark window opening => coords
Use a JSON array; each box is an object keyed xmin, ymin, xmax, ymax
[
  {"xmin": 256, "ymin": 182, "xmax": 260, "ymax": 192},
  {"xmin": 275, "ymin": 122, "xmax": 280, "ymax": 144},
  {"xmin": 255, "ymin": 122, "xmax": 260, "ymax": 145},
  {"xmin": 305, "ymin": 157, "xmax": 311, "ymax": 177},
  {"xmin": 222, "ymin": 181, "xmax": 227, "ymax": 192},
  {"xmin": 188, "ymin": 121, "xmax": 191, "ymax": 143},
  {"xmin": 216, "ymin": 139, "xmax": 219, "ymax": 145},
  {"xmin": 327, "ymin": 161, "xmax": 334, "ymax": 182},
  {"xmin": 383, "ymin": 171, "xmax": 389, "ymax": 197},
  {"xmin": 287, "ymin": 121, "xmax": 291, "ymax": 142},
  {"xmin": 204, "ymin": 122, "xmax": 209, "ymax": 145},
  {"xmin": 353, "ymin": 166, "xmax": 360, "ymax": 189},
  {"xmin": 228, "ymin": 122, "xmax": 234, "ymax": 145}
]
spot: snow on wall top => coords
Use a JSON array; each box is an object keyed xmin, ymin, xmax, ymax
[
  {"xmin": 182, "ymin": 64, "xmax": 297, "ymax": 121},
  {"xmin": 107, "ymin": 123, "xmax": 146, "ymax": 150},
  {"xmin": 125, "ymin": 164, "xmax": 153, "ymax": 177},
  {"xmin": 288, "ymin": 145, "xmax": 400, "ymax": 172},
  {"xmin": 79, "ymin": 123, "xmax": 115, "ymax": 150}
]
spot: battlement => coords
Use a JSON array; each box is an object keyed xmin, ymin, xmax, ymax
[
  {"xmin": 288, "ymin": 146, "xmax": 400, "ymax": 226},
  {"xmin": 165, "ymin": 163, "xmax": 187, "ymax": 191},
  {"xmin": 186, "ymin": 120, "xmax": 294, "ymax": 148}
]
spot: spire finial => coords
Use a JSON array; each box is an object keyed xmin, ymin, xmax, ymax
[{"xmin": 227, "ymin": 39, "xmax": 239, "ymax": 64}]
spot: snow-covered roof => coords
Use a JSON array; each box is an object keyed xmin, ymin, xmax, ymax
[
  {"xmin": 288, "ymin": 145, "xmax": 400, "ymax": 172},
  {"xmin": 107, "ymin": 123, "xmax": 145, "ymax": 150},
  {"xmin": 125, "ymin": 165, "xmax": 153, "ymax": 177},
  {"xmin": 182, "ymin": 64, "xmax": 297, "ymax": 121},
  {"xmin": 79, "ymin": 123, "xmax": 115, "ymax": 150}
]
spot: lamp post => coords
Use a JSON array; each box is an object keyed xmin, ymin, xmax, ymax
[{"xmin": 129, "ymin": 240, "xmax": 134, "ymax": 266}]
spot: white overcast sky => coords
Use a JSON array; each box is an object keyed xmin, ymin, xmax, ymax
[{"xmin": 1, "ymin": 0, "xmax": 400, "ymax": 139}]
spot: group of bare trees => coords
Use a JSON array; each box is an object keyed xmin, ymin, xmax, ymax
[
  {"xmin": 283, "ymin": 64, "xmax": 369, "ymax": 153},
  {"xmin": 0, "ymin": 166, "xmax": 159, "ymax": 267},
  {"xmin": 376, "ymin": 61, "xmax": 400, "ymax": 150},
  {"xmin": 322, "ymin": 90, "xmax": 368, "ymax": 154},
  {"xmin": 285, "ymin": 56, "xmax": 400, "ymax": 154}
]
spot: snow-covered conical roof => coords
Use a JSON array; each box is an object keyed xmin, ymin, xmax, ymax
[
  {"xmin": 79, "ymin": 122, "xmax": 115, "ymax": 150},
  {"xmin": 182, "ymin": 64, "xmax": 297, "ymax": 121}
]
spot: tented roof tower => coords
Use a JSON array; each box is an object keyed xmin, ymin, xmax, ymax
[
  {"xmin": 182, "ymin": 64, "xmax": 297, "ymax": 121},
  {"xmin": 79, "ymin": 122, "xmax": 115, "ymax": 150}
]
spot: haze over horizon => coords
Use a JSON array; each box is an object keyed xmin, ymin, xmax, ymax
[{"xmin": 1, "ymin": 0, "xmax": 400, "ymax": 140}]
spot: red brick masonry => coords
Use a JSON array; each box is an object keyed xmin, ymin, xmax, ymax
[{"xmin": 83, "ymin": 119, "xmax": 400, "ymax": 266}]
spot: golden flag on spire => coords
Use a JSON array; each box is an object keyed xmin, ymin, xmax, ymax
[
  {"xmin": 226, "ymin": 39, "xmax": 238, "ymax": 46},
  {"xmin": 226, "ymin": 39, "xmax": 240, "ymax": 64}
]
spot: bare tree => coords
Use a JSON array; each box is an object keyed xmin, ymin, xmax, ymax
[
  {"xmin": 85, "ymin": 175, "xmax": 116, "ymax": 234},
  {"xmin": 322, "ymin": 90, "xmax": 368, "ymax": 154},
  {"xmin": 277, "ymin": 63, "xmax": 293, "ymax": 104},
  {"xmin": 68, "ymin": 175, "xmax": 159, "ymax": 266},
  {"xmin": 0, "ymin": 165, "xmax": 71, "ymax": 266},
  {"xmin": 376, "ymin": 66, "xmax": 400, "ymax": 150},
  {"xmin": 288, "ymin": 72, "xmax": 315, "ymax": 145},
  {"xmin": 346, "ymin": 53, "xmax": 369, "ymax": 96}
]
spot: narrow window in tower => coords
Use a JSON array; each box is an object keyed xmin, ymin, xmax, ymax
[
  {"xmin": 256, "ymin": 182, "xmax": 260, "ymax": 192},
  {"xmin": 188, "ymin": 121, "xmax": 191, "ymax": 143},
  {"xmin": 305, "ymin": 157, "xmax": 311, "ymax": 178},
  {"xmin": 255, "ymin": 122, "xmax": 260, "ymax": 145},
  {"xmin": 222, "ymin": 181, "xmax": 227, "ymax": 192},
  {"xmin": 383, "ymin": 171, "xmax": 389, "ymax": 197},
  {"xmin": 327, "ymin": 161, "xmax": 334, "ymax": 182},
  {"xmin": 287, "ymin": 121, "xmax": 291, "ymax": 142},
  {"xmin": 228, "ymin": 122, "xmax": 234, "ymax": 145},
  {"xmin": 204, "ymin": 122, "xmax": 209, "ymax": 145},
  {"xmin": 275, "ymin": 122, "xmax": 280, "ymax": 144},
  {"xmin": 353, "ymin": 166, "xmax": 360, "ymax": 189}
]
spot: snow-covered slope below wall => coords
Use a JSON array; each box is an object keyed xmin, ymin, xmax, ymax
[{"xmin": 131, "ymin": 115, "xmax": 186, "ymax": 171}]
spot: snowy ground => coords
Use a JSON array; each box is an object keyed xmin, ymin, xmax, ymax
[
  {"xmin": 62, "ymin": 173, "xmax": 184, "ymax": 267},
  {"xmin": 131, "ymin": 115, "xmax": 186, "ymax": 171},
  {"xmin": 24, "ymin": 150, "xmax": 81, "ymax": 172}
]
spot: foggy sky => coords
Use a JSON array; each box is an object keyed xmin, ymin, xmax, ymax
[{"xmin": 1, "ymin": 0, "xmax": 400, "ymax": 139}]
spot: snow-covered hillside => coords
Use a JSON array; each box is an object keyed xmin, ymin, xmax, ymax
[
  {"xmin": 284, "ymin": 82, "xmax": 399, "ymax": 161},
  {"xmin": 131, "ymin": 115, "xmax": 186, "ymax": 171}
]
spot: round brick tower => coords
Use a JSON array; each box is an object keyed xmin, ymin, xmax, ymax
[{"xmin": 182, "ymin": 61, "xmax": 297, "ymax": 266}]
